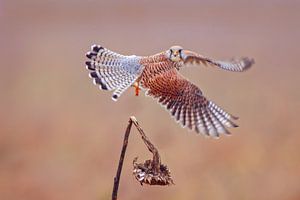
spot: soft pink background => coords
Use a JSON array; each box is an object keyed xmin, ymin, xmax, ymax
[{"xmin": 1, "ymin": 1, "xmax": 299, "ymax": 199}]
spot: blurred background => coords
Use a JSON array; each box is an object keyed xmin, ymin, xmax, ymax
[{"xmin": 1, "ymin": 0, "xmax": 300, "ymax": 199}]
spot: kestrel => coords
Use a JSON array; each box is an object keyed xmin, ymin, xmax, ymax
[{"xmin": 85, "ymin": 45, "xmax": 254, "ymax": 137}]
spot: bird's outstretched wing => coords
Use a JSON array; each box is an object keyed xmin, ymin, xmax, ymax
[
  {"xmin": 183, "ymin": 50, "xmax": 254, "ymax": 72},
  {"xmin": 145, "ymin": 68, "xmax": 238, "ymax": 137}
]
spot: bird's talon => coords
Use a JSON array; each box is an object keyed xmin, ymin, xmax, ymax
[{"xmin": 134, "ymin": 82, "xmax": 140, "ymax": 96}]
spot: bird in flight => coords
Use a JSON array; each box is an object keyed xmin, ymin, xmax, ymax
[{"xmin": 85, "ymin": 45, "xmax": 254, "ymax": 137}]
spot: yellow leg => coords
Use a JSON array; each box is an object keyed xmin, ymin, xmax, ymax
[{"xmin": 134, "ymin": 82, "xmax": 140, "ymax": 96}]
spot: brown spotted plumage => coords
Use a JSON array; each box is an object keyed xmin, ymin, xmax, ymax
[{"xmin": 85, "ymin": 45, "xmax": 254, "ymax": 137}]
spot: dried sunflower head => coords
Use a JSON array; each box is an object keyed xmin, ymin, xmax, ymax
[{"xmin": 133, "ymin": 157, "xmax": 174, "ymax": 186}]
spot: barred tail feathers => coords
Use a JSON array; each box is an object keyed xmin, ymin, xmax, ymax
[{"xmin": 86, "ymin": 45, "xmax": 143, "ymax": 101}]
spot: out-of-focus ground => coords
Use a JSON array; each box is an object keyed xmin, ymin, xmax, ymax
[{"xmin": 1, "ymin": 1, "xmax": 300, "ymax": 200}]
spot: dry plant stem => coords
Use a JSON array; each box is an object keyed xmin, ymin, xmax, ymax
[
  {"xmin": 131, "ymin": 117, "xmax": 161, "ymax": 173},
  {"xmin": 112, "ymin": 118, "xmax": 133, "ymax": 200},
  {"xmin": 111, "ymin": 116, "xmax": 162, "ymax": 200}
]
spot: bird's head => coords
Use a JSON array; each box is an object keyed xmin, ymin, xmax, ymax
[{"xmin": 166, "ymin": 45, "xmax": 184, "ymax": 62}]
